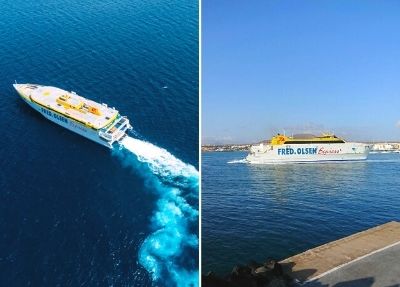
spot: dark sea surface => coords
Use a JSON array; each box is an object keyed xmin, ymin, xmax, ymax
[
  {"xmin": 202, "ymin": 151, "xmax": 400, "ymax": 275},
  {"xmin": 0, "ymin": 1, "xmax": 198, "ymax": 286}
]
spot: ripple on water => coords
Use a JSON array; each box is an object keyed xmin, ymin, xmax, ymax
[{"xmin": 202, "ymin": 151, "xmax": 400, "ymax": 275}]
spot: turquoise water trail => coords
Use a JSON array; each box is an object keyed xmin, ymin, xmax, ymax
[{"xmin": 114, "ymin": 136, "xmax": 199, "ymax": 287}]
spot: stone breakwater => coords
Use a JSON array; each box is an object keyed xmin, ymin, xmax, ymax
[
  {"xmin": 202, "ymin": 259, "xmax": 292, "ymax": 287},
  {"xmin": 202, "ymin": 222, "xmax": 400, "ymax": 287}
]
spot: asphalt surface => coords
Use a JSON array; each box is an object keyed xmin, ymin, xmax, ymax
[{"xmin": 303, "ymin": 242, "xmax": 400, "ymax": 287}]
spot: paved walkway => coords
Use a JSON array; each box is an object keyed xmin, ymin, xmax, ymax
[
  {"xmin": 279, "ymin": 221, "xmax": 400, "ymax": 286},
  {"xmin": 304, "ymin": 241, "xmax": 400, "ymax": 287}
]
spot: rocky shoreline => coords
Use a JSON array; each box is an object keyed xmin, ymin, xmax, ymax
[{"xmin": 202, "ymin": 259, "xmax": 292, "ymax": 287}]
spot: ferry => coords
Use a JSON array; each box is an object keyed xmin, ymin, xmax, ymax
[
  {"xmin": 14, "ymin": 83, "xmax": 132, "ymax": 148},
  {"xmin": 246, "ymin": 133, "xmax": 370, "ymax": 164}
]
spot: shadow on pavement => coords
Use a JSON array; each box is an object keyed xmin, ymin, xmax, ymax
[
  {"xmin": 303, "ymin": 277, "xmax": 375, "ymax": 287},
  {"xmin": 202, "ymin": 259, "xmax": 394, "ymax": 287}
]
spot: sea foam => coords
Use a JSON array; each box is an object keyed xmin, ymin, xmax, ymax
[{"xmin": 113, "ymin": 136, "xmax": 198, "ymax": 287}]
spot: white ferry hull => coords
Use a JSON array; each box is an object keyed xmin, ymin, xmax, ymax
[
  {"xmin": 246, "ymin": 143, "xmax": 369, "ymax": 164},
  {"xmin": 15, "ymin": 84, "xmax": 130, "ymax": 148}
]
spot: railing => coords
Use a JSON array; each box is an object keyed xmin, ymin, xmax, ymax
[
  {"xmin": 98, "ymin": 116, "xmax": 132, "ymax": 143},
  {"xmin": 250, "ymin": 144, "xmax": 271, "ymax": 154}
]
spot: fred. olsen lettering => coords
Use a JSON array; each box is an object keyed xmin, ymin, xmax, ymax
[
  {"xmin": 41, "ymin": 107, "xmax": 52, "ymax": 117},
  {"xmin": 41, "ymin": 107, "xmax": 68, "ymax": 124},
  {"xmin": 53, "ymin": 112, "xmax": 68, "ymax": 124},
  {"xmin": 278, "ymin": 147, "xmax": 318, "ymax": 155},
  {"xmin": 278, "ymin": 147, "xmax": 295, "ymax": 155}
]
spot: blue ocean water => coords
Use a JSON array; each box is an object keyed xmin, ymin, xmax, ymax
[
  {"xmin": 202, "ymin": 152, "xmax": 400, "ymax": 275},
  {"xmin": 0, "ymin": 1, "xmax": 198, "ymax": 286}
]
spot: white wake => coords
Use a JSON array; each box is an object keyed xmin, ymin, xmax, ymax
[
  {"xmin": 121, "ymin": 137, "xmax": 198, "ymax": 184},
  {"xmin": 227, "ymin": 158, "xmax": 248, "ymax": 164},
  {"xmin": 113, "ymin": 136, "xmax": 199, "ymax": 287}
]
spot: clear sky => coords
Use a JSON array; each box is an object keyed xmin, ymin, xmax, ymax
[{"xmin": 202, "ymin": 0, "xmax": 400, "ymax": 144}]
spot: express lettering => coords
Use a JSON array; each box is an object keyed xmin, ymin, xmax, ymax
[
  {"xmin": 318, "ymin": 147, "xmax": 341, "ymax": 155},
  {"xmin": 69, "ymin": 122, "xmax": 87, "ymax": 133}
]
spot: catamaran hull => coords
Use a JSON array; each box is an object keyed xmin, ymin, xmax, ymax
[
  {"xmin": 16, "ymin": 90, "xmax": 114, "ymax": 148},
  {"xmin": 246, "ymin": 143, "xmax": 369, "ymax": 164}
]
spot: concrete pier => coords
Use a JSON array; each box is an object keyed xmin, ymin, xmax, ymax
[{"xmin": 280, "ymin": 221, "xmax": 400, "ymax": 286}]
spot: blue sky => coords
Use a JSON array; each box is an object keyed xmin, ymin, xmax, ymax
[{"xmin": 202, "ymin": 0, "xmax": 400, "ymax": 144}]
